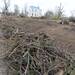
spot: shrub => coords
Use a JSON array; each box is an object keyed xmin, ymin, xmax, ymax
[
  {"xmin": 40, "ymin": 16, "xmax": 46, "ymax": 19},
  {"xmin": 57, "ymin": 19, "xmax": 69, "ymax": 25},
  {"xmin": 63, "ymin": 20, "xmax": 69, "ymax": 24},
  {"xmin": 69, "ymin": 17, "xmax": 75, "ymax": 22},
  {"xmin": 44, "ymin": 11, "xmax": 54, "ymax": 19}
]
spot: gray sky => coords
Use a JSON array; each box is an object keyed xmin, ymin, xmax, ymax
[{"xmin": 1, "ymin": 0, "xmax": 75, "ymax": 16}]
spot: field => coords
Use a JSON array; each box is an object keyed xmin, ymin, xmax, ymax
[
  {"xmin": 0, "ymin": 16, "xmax": 75, "ymax": 75},
  {"xmin": 0, "ymin": 16, "xmax": 75, "ymax": 55}
]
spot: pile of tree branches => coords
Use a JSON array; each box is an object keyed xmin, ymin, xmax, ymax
[{"xmin": 3, "ymin": 29, "xmax": 75, "ymax": 75}]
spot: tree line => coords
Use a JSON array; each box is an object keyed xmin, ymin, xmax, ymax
[
  {"xmin": 0, "ymin": 0, "xmax": 64, "ymax": 19},
  {"xmin": 1, "ymin": 0, "xmax": 75, "ymax": 23}
]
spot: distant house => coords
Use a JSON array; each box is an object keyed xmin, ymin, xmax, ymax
[{"xmin": 28, "ymin": 6, "xmax": 42, "ymax": 17}]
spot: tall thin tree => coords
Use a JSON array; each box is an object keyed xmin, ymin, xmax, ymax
[{"xmin": 2, "ymin": 0, "xmax": 10, "ymax": 15}]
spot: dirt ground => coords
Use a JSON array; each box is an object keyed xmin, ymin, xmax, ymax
[{"xmin": 0, "ymin": 16, "xmax": 75, "ymax": 57}]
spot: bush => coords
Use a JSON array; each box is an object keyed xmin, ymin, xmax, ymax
[
  {"xmin": 19, "ymin": 14, "xmax": 25, "ymax": 17},
  {"xmin": 44, "ymin": 11, "xmax": 54, "ymax": 19},
  {"xmin": 63, "ymin": 20, "xmax": 69, "ymax": 24},
  {"xmin": 57, "ymin": 19, "xmax": 69, "ymax": 25},
  {"xmin": 69, "ymin": 17, "xmax": 75, "ymax": 22},
  {"xmin": 40, "ymin": 16, "xmax": 47, "ymax": 19},
  {"xmin": 52, "ymin": 15, "xmax": 59, "ymax": 20}
]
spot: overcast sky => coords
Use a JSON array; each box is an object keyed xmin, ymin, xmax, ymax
[{"xmin": 1, "ymin": 0, "xmax": 75, "ymax": 16}]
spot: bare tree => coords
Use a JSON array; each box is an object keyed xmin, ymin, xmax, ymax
[
  {"xmin": 24, "ymin": 5, "xmax": 28, "ymax": 16},
  {"xmin": 29, "ymin": 6, "xmax": 41, "ymax": 17},
  {"xmin": 2, "ymin": 0, "xmax": 10, "ymax": 15},
  {"xmin": 20, "ymin": 5, "xmax": 28, "ymax": 17},
  {"xmin": 14, "ymin": 5, "xmax": 19, "ymax": 16},
  {"xmin": 55, "ymin": 3, "xmax": 64, "ymax": 19},
  {"xmin": 45, "ymin": 10, "xmax": 54, "ymax": 19},
  {"xmin": 19, "ymin": 9, "xmax": 24, "ymax": 17}
]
